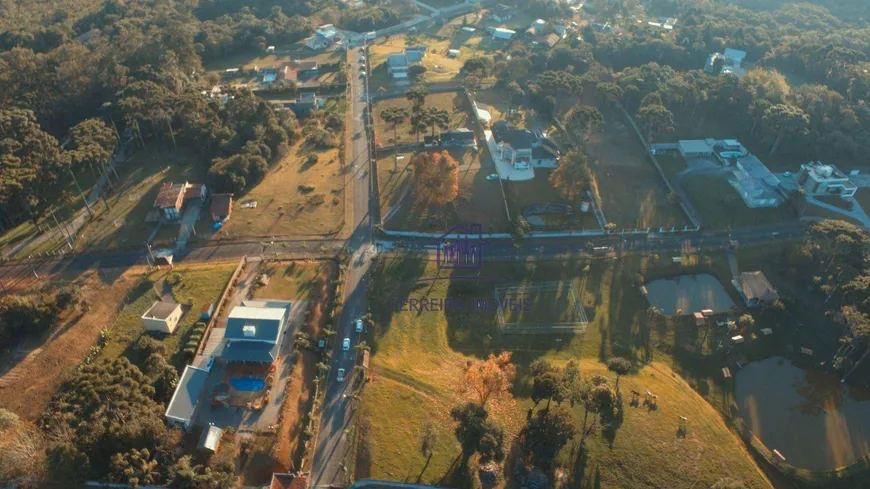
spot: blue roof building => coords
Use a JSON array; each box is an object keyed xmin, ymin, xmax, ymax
[{"xmin": 223, "ymin": 300, "xmax": 292, "ymax": 364}]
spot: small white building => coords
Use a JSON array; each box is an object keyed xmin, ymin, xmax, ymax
[
  {"xmin": 797, "ymin": 162, "xmax": 858, "ymax": 197},
  {"xmin": 492, "ymin": 27, "xmax": 516, "ymax": 40},
  {"xmin": 447, "ymin": 49, "xmax": 460, "ymax": 58},
  {"xmin": 141, "ymin": 301, "xmax": 183, "ymax": 334},
  {"xmin": 199, "ymin": 425, "xmax": 223, "ymax": 453}
]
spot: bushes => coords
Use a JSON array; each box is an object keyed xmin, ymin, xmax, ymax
[
  {"xmin": 0, "ymin": 289, "xmax": 73, "ymax": 342},
  {"xmin": 208, "ymin": 154, "xmax": 269, "ymax": 194},
  {"xmin": 184, "ymin": 322, "xmax": 208, "ymax": 359}
]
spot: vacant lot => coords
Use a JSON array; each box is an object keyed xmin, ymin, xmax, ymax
[
  {"xmin": 72, "ymin": 148, "xmax": 207, "ymax": 251},
  {"xmin": 682, "ymin": 174, "xmax": 797, "ymax": 229},
  {"xmin": 212, "ymin": 141, "xmax": 344, "ymax": 239},
  {"xmin": 377, "ymin": 148, "xmax": 509, "ymax": 232},
  {"xmin": 356, "ymin": 255, "xmax": 773, "ymax": 488},
  {"xmin": 373, "ymin": 92, "xmax": 472, "ymax": 147},
  {"xmin": 587, "ymin": 111, "xmax": 688, "ymax": 229},
  {"xmin": 98, "ymin": 262, "xmax": 237, "ymax": 370},
  {"xmin": 0, "ymin": 270, "xmax": 140, "ymax": 420},
  {"xmin": 503, "ymin": 171, "xmax": 601, "ymax": 231},
  {"xmin": 204, "ymin": 49, "xmax": 344, "ymax": 87}
]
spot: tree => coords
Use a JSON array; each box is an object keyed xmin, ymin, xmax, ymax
[
  {"xmin": 711, "ymin": 55, "xmax": 725, "ymax": 75},
  {"xmin": 517, "ymin": 407, "xmax": 576, "ymax": 470},
  {"xmin": 578, "ymin": 377, "xmax": 617, "ymax": 445},
  {"xmin": 531, "ymin": 370, "xmax": 562, "ymax": 409},
  {"xmin": 606, "ymin": 357, "xmax": 633, "ymax": 392},
  {"xmin": 738, "ymin": 314, "xmax": 755, "ymax": 329},
  {"xmin": 596, "ymin": 82, "xmax": 623, "ymax": 107},
  {"xmin": 549, "ymin": 150, "xmax": 591, "ymax": 201},
  {"xmin": 405, "ymin": 84, "xmax": 429, "ymax": 110},
  {"xmin": 565, "ymin": 105, "xmax": 604, "ymax": 140},
  {"xmin": 110, "ymin": 448, "xmax": 157, "ymax": 488},
  {"xmin": 0, "ymin": 421, "xmax": 48, "ymax": 486},
  {"xmin": 636, "ymin": 104, "xmax": 675, "ymax": 138},
  {"xmin": 411, "ymin": 151, "xmax": 459, "ymax": 206},
  {"xmin": 420, "ymin": 106, "xmax": 450, "ymax": 137},
  {"xmin": 763, "ymin": 104, "xmax": 809, "ymax": 155},
  {"xmin": 457, "ymin": 351, "xmax": 516, "ymax": 408},
  {"xmin": 379, "ymin": 106, "xmax": 409, "ymax": 171}
]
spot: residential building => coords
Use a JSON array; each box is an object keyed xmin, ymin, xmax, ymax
[
  {"xmin": 491, "ymin": 121, "xmax": 560, "ymax": 169},
  {"xmin": 210, "ymin": 193, "xmax": 234, "ymax": 222},
  {"xmin": 492, "ymin": 27, "xmax": 516, "ymax": 40},
  {"xmin": 154, "ymin": 182, "xmax": 207, "ymax": 220},
  {"xmin": 490, "ymin": 4, "xmax": 514, "ymax": 22},
  {"xmin": 198, "ymin": 425, "xmax": 223, "ymax": 453},
  {"xmin": 405, "ymin": 45, "xmax": 427, "ymax": 63},
  {"xmin": 797, "ymin": 162, "xmax": 858, "ymax": 197},
  {"xmin": 731, "ymin": 153, "xmax": 783, "ymax": 208},
  {"xmin": 705, "ymin": 48, "xmax": 747, "ymax": 77},
  {"xmin": 537, "ymin": 33, "xmax": 561, "ymax": 48},
  {"xmin": 591, "ymin": 22, "xmax": 615, "ymax": 34},
  {"xmin": 732, "ymin": 271, "xmax": 779, "ymax": 307},
  {"xmin": 424, "ymin": 128, "xmax": 477, "ymax": 149},
  {"xmin": 305, "ymin": 25, "xmax": 338, "ymax": 50},
  {"xmin": 288, "ymin": 92, "xmax": 325, "ymax": 116},
  {"xmin": 222, "ymin": 300, "xmax": 292, "ymax": 364},
  {"xmin": 677, "ymin": 139, "xmax": 742, "ymax": 158},
  {"xmin": 283, "ymin": 61, "xmax": 318, "ymax": 82},
  {"xmin": 141, "ymin": 301, "xmax": 183, "ymax": 334},
  {"xmin": 165, "ymin": 365, "xmax": 210, "ymax": 429},
  {"xmin": 387, "ymin": 53, "xmax": 411, "ymax": 79},
  {"xmin": 527, "ymin": 19, "xmax": 547, "ymax": 36}
]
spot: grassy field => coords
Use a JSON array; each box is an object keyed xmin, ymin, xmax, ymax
[
  {"xmin": 681, "ymin": 174, "xmax": 797, "ymax": 229},
  {"xmin": 73, "ymin": 148, "xmax": 207, "ymax": 251},
  {"xmin": 209, "ymin": 140, "xmax": 344, "ymax": 239},
  {"xmin": 503, "ymin": 171, "xmax": 602, "ymax": 231},
  {"xmin": 98, "ymin": 262, "xmax": 237, "ymax": 370},
  {"xmin": 587, "ymin": 110, "xmax": 689, "ymax": 229},
  {"xmin": 0, "ymin": 269, "xmax": 140, "ymax": 420},
  {"xmin": 376, "ymin": 148, "xmax": 509, "ymax": 232},
  {"xmin": 373, "ymin": 92, "xmax": 472, "ymax": 147},
  {"xmin": 656, "ymin": 153, "xmax": 687, "ymax": 182},
  {"xmin": 356, "ymin": 254, "xmax": 775, "ymax": 488}
]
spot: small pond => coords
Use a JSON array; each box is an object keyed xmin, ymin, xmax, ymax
[
  {"xmin": 736, "ymin": 357, "xmax": 870, "ymax": 470},
  {"xmin": 643, "ymin": 274, "xmax": 735, "ymax": 315}
]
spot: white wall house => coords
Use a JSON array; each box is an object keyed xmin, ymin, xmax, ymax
[
  {"xmin": 141, "ymin": 301, "xmax": 183, "ymax": 334},
  {"xmin": 797, "ymin": 162, "xmax": 858, "ymax": 197}
]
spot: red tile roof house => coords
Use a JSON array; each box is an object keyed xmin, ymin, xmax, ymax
[
  {"xmin": 154, "ymin": 182, "xmax": 207, "ymax": 220},
  {"xmin": 282, "ymin": 61, "xmax": 319, "ymax": 82}
]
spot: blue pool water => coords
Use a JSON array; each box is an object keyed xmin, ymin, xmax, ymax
[{"xmin": 230, "ymin": 378, "xmax": 266, "ymax": 392}]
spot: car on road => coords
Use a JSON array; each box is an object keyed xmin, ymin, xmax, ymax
[
  {"xmin": 486, "ymin": 174, "xmax": 499, "ymax": 181},
  {"xmin": 355, "ymin": 319, "xmax": 364, "ymax": 333},
  {"xmin": 342, "ymin": 338, "xmax": 351, "ymax": 351},
  {"xmin": 359, "ymin": 56, "xmax": 366, "ymax": 63},
  {"xmin": 337, "ymin": 368, "xmax": 345, "ymax": 383},
  {"xmin": 360, "ymin": 70, "xmax": 367, "ymax": 77}
]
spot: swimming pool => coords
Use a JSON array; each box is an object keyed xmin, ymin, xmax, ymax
[{"xmin": 230, "ymin": 378, "xmax": 266, "ymax": 392}]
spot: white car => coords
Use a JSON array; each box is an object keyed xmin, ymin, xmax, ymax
[
  {"xmin": 342, "ymin": 338, "xmax": 351, "ymax": 351},
  {"xmin": 359, "ymin": 56, "xmax": 366, "ymax": 63},
  {"xmin": 355, "ymin": 319, "xmax": 364, "ymax": 333},
  {"xmin": 486, "ymin": 174, "xmax": 499, "ymax": 181},
  {"xmin": 337, "ymin": 368, "xmax": 345, "ymax": 383},
  {"xmin": 360, "ymin": 70, "xmax": 367, "ymax": 77}
]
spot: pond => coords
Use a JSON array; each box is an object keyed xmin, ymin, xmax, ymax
[
  {"xmin": 643, "ymin": 274, "xmax": 735, "ymax": 315},
  {"xmin": 736, "ymin": 357, "xmax": 870, "ymax": 471}
]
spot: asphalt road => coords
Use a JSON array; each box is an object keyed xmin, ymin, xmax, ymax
[{"xmin": 309, "ymin": 45, "xmax": 375, "ymax": 489}]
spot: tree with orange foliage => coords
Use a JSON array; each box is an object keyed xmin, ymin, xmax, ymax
[
  {"xmin": 458, "ymin": 352, "xmax": 517, "ymax": 407},
  {"xmin": 412, "ymin": 151, "xmax": 459, "ymax": 206}
]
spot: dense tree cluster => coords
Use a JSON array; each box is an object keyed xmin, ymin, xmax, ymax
[{"xmin": 0, "ymin": 285, "xmax": 82, "ymax": 342}]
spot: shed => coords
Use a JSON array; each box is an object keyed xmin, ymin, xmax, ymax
[
  {"xmin": 141, "ymin": 301, "xmax": 183, "ymax": 334},
  {"xmin": 701, "ymin": 309, "xmax": 714, "ymax": 316},
  {"xmin": 266, "ymin": 46, "xmax": 276, "ymax": 53},
  {"xmin": 693, "ymin": 312, "xmax": 705, "ymax": 326},
  {"xmin": 732, "ymin": 335, "xmax": 744, "ymax": 344},
  {"xmin": 201, "ymin": 303, "xmax": 215, "ymax": 320},
  {"xmin": 199, "ymin": 424, "xmax": 223, "ymax": 452},
  {"xmin": 165, "ymin": 365, "xmax": 210, "ymax": 429},
  {"xmin": 492, "ymin": 27, "xmax": 516, "ymax": 40},
  {"xmin": 447, "ymin": 49, "xmax": 460, "ymax": 58},
  {"xmin": 732, "ymin": 271, "xmax": 778, "ymax": 307},
  {"xmin": 761, "ymin": 328, "xmax": 773, "ymax": 336},
  {"xmin": 210, "ymin": 193, "xmax": 234, "ymax": 222}
]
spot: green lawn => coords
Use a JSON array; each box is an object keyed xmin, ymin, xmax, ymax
[
  {"xmin": 503, "ymin": 171, "xmax": 602, "ymax": 231},
  {"xmin": 656, "ymin": 153, "xmax": 687, "ymax": 182},
  {"xmin": 357, "ymin": 254, "xmax": 777, "ymax": 488},
  {"xmin": 682, "ymin": 174, "xmax": 797, "ymax": 229},
  {"xmin": 99, "ymin": 263, "xmax": 237, "ymax": 370}
]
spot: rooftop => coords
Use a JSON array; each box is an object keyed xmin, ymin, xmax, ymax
[
  {"xmin": 735, "ymin": 271, "xmax": 778, "ymax": 301},
  {"xmin": 155, "ymin": 182, "xmax": 186, "ymax": 209},
  {"xmin": 210, "ymin": 193, "xmax": 233, "ymax": 217},
  {"xmin": 225, "ymin": 300, "xmax": 291, "ymax": 343},
  {"xmin": 165, "ymin": 365, "xmax": 209, "ymax": 424},
  {"xmin": 142, "ymin": 301, "xmax": 181, "ymax": 320},
  {"xmin": 199, "ymin": 425, "xmax": 222, "ymax": 451},
  {"xmin": 803, "ymin": 161, "xmax": 849, "ymax": 181}
]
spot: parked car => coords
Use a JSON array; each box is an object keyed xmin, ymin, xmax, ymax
[
  {"xmin": 360, "ymin": 70, "xmax": 367, "ymax": 77},
  {"xmin": 342, "ymin": 338, "xmax": 351, "ymax": 351},
  {"xmin": 359, "ymin": 56, "xmax": 366, "ymax": 63},
  {"xmin": 486, "ymin": 174, "xmax": 499, "ymax": 181},
  {"xmin": 337, "ymin": 368, "xmax": 345, "ymax": 382},
  {"xmin": 355, "ymin": 319, "xmax": 364, "ymax": 333}
]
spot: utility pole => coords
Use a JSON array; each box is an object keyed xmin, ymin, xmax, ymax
[
  {"xmin": 0, "ymin": 280, "xmax": 8, "ymax": 296},
  {"xmin": 69, "ymin": 166, "xmax": 93, "ymax": 216},
  {"xmin": 28, "ymin": 260, "xmax": 39, "ymax": 279},
  {"xmin": 52, "ymin": 212, "xmax": 73, "ymax": 250}
]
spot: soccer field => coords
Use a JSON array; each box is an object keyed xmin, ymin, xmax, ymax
[{"xmin": 495, "ymin": 281, "xmax": 589, "ymax": 333}]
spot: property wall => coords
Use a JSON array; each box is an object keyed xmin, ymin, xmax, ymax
[{"xmin": 143, "ymin": 316, "xmax": 172, "ymax": 334}]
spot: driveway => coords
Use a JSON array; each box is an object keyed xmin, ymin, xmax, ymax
[
  {"xmin": 175, "ymin": 200, "xmax": 203, "ymax": 251},
  {"xmin": 484, "ymin": 130, "xmax": 535, "ymax": 182}
]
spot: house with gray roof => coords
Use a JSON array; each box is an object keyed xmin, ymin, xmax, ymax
[
  {"xmin": 165, "ymin": 365, "xmax": 210, "ymax": 429},
  {"xmin": 222, "ymin": 300, "xmax": 292, "ymax": 364},
  {"xmin": 491, "ymin": 121, "xmax": 560, "ymax": 169}
]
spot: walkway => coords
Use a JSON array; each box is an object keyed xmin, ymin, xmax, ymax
[{"xmin": 805, "ymin": 195, "xmax": 870, "ymax": 229}]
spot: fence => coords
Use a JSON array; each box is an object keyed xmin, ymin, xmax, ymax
[
  {"xmin": 196, "ymin": 255, "xmax": 248, "ymax": 355},
  {"xmin": 381, "ymin": 229, "xmax": 513, "ymax": 239}
]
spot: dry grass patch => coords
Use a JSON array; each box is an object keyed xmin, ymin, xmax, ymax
[
  {"xmin": 215, "ymin": 141, "xmax": 344, "ymax": 238},
  {"xmin": 373, "ymin": 92, "xmax": 471, "ymax": 147}
]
